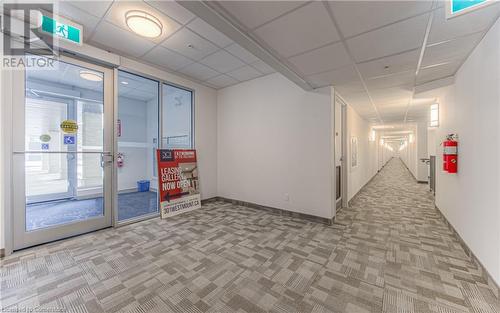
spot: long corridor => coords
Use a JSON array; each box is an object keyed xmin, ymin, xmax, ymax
[
  {"xmin": 337, "ymin": 158, "xmax": 500, "ymax": 313},
  {"xmin": 1, "ymin": 159, "xmax": 500, "ymax": 313}
]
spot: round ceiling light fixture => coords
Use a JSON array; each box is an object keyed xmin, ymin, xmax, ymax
[
  {"xmin": 125, "ymin": 10, "xmax": 163, "ymax": 38},
  {"xmin": 79, "ymin": 70, "xmax": 103, "ymax": 82}
]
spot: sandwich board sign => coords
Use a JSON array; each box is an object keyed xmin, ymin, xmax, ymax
[
  {"xmin": 447, "ymin": 0, "xmax": 493, "ymax": 18},
  {"xmin": 156, "ymin": 149, "xmax": 201, "ymax": 218}
]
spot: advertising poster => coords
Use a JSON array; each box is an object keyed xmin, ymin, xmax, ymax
[{"xmin": 156, "ymin": 149, "xmax": 201, "ymax": 218}]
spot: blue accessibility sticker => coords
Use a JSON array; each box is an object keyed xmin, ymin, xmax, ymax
[
  {"xmin": 63, "ymin": 135, "xmax": 76, "ymax": 145},
  {"xmin": 41, "ymin": 143, "xmax": 49, "ymax": 150}
]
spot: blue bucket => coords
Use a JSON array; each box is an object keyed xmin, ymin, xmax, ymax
[{"xmin": 137, "ymin": 180, "xmax": 150, "ymax": 192}]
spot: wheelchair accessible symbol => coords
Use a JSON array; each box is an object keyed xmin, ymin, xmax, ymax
[{"xmin": 64, "ymin": 135, "xmax": 76, "ymax": 145}]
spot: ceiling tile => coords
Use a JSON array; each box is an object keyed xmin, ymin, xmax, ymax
[
  {"xmin": 306, "ymin": 65, "xmax": 359, "ymax": 88},
  {"xmin": 105, "ymin": 1, "xmax": 181, "ymax": 44},
  {"xmin": 225, "ymin": 43, "xmax": 259, "ymax": 64},
  {"xmin": 206, "ymin": 74, "xmax": 239, "ymax": 88},
  {"xmin": 429, "ymin": 4, "xmax": 500, "ymax": 44},
  {"xmin": 218, "ymin": 1, "xmax": 306, "ymax": 29},
  {"xmin": 64, "ymin": 1, "xmax": 113, "ymax": 18},
  {"xmin": 370, "ymin": 86, "xmax": 413, "ymax": 106},
  {"xmin": 90, "ymin": 21, "xmax": 156, "ymax": 57},
  {"xmin": 145, "ymin": 0, "xmax": 195, "ymax": 24},
  {"xmin": 422, "ymin": 32, "xmax": 483, "ymax": 67},
  {"xmin": 200, "ymin": 50, "xmax": 245, "ymax": 73},
  {"xmin": 251, "ymin": 60, "xmax": 275, "ymax": 75},
  {"xmin": 178, "ymin": 62, "xmax": 219, "ymax": 81},
  {"xmin": 187, "ymin": 18, "xmax": 233, "ymax": 48},
  {"xmin": 329, "ymin": 1, "xmax": 433, "ymax": 38},
  {"xmin": 341, "ymin": 91, "xmax": 373, "ymax": 112},
  {"xmin": 143, "ymin": 46, "xmax": 194, "ymax": 71},
  {"xmin": 227, "ymin": 65, "xmax": 262, "ymax": 81},
  {"xmin": 357, "ymin": 49, "xmax": 419, "ymax": 79},
  {"xmin": 335, "ymin": 80, "xmax": 365, "ymax": 96},
  {"xmin": 365, "ymin": 70, "xmax": 415, "ymax": 89},
  {"xmin": 57, "ymin": 3, "xmax": 102, "ymax": 40},
  {"xmin": 417, "ymin": 60, "xmax": 462, "ymax": 84},
  {"xmin": 162, "ymin": 28, "xmax": 219, "ymax": 61},
  {"xmin": 346, "ymin": 13, "xmax": 429, "ymax": 62},
  {"xmin": 288, "ymin": 42, "xmax": 351, "ymax": 76},
  {"xmin": 254, "ymin": 2, "xmax": 340, "ymax": 58}
]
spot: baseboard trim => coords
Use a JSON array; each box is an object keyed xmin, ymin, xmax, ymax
[
  {"xmin": 434, "ymin": 205, "xmax": 500, "ymax": 298},
  {"xmin": 213, "ymin": 197, "xmax": 335, "ymax": 225},
  {"xmin": 347, "ymin": 169, "xmax": 379, "ymax": 207},
  {"xmin": 417, "ymin": 180, "xmax": 428, "ymax": 184},
  {"xmin": 201, "ymin": 197, "xmax": 219, "ymax": 204}
]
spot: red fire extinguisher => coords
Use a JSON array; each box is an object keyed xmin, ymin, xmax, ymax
[
  {"xmin": 117, "ymin": 153, "xmax": 124, "ymax": 168},
  {"xmin": 443, "ymin": 134, "xmax": 458, "ymax": 173}
]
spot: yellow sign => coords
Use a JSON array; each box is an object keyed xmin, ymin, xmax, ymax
[{"xmin": 60, "ymin": 120, "xmax": 78, "ymax": 133}]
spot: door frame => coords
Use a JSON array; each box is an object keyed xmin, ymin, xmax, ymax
[
  {"xmin": 11, "ymin": 54, "xmax": 114, "ymax": 250},
  {"xmin": 336, "ymin": 94, "xmax": 349, "ymax": 209}
]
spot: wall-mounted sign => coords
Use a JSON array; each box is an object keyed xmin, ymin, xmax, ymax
[
  {"xmin": 39, "ymin": 134, "xmax": 51, "ymax": 142},
  {"xmin": 351, "ymin": 136, "xmax": 358, "ymax": 169},
  {"xmin": 41, "ymin": 14, "xmax": 83, "ymax": 45},
  {"xmin": 156, "ymin": 149, "xmax": 201, "ymax": 218},
  {"xmin": 63, "ymin": 135, "xmax": 75, "ymax": 145},
  {"xmin": 447, "ymin": 0, "xmax": 492, "ymax": 18},
  {"xmin": 117, "ymin": 119, "xmax": 122, "ymax": 137},
  {"xmin": 41, "ymin": 143, "xmax": 49, "ymax": 150},
  {"xmin": 60, "ymin": 120, "xmax": 78, "ymax": 133}
]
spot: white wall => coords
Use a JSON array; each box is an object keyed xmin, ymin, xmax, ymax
[
  {"xmin": 422, "ymin": 18, "xmax": 500, "ymax": 285},
  {"xmin": 217, "ymin": 74, "xmax": 334, "ymax": 219},
  {"xmin": 345, "ymin": 104, "xmax": 378, "ymax": 201}
]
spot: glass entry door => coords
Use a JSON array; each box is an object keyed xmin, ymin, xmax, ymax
[{"xmin": 12, "ymin": 55, "xmax": 114, "ymax": 250}]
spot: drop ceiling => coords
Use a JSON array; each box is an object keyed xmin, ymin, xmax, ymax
[
  {"xmin": 56, "ymin": 1, "xmax": 500, "ymax": 125},
  {"xmin": 193, "ymin": 0, "xmax": 500, "ymax": 124},
  {"xmin": 56, "ymin": 0, "xmax": 275, "ymax": 89}
]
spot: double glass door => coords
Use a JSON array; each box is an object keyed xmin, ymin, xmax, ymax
[{"xmin": 13, "ymin": 55, "xmax": 113, "ymax": 250}]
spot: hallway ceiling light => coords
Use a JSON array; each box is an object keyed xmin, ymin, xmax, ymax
[
  {"xmin": 121, "ymin": 81, "xmax": 129, "ymax": 85},
  {"xmin": 126, "ymin": 10, "xmax": 163, "ymax": 38},
  {"xmin": 79, "ymin": 70, "xmax": 103, "ymax": 82},
  {"xmin": 373, "ymin": 125, "xmax": 395, "ymax": 130}
]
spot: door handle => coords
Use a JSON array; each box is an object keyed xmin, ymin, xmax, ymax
[{"xmin": 100, "ymin": 153, "xmax": 113, "ymax": 167}]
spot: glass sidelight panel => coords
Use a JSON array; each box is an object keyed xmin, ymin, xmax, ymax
[
  {"xmin": 117, "ymin": 71, "xmax": 159, "ymax": 221},
  {"xmin": 24, "ymin": 59, "xmax": 105, "ymax": 231},
  {"xmin": 162, "ymin": 84, "xmax": 193, "ymax": 149}
]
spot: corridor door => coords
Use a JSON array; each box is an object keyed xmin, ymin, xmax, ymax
[{"xmin": 12, "ymin": 55, "xmax": 114, "ymax": 250}]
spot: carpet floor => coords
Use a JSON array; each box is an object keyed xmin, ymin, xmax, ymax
[{"xmin": 3, "ymin": 159, "xmax": 500, "ymax": 312}]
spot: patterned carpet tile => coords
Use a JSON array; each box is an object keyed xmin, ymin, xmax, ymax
[{"xmin": 2, "ymin": 159, "xmax": 500, "ymax": 312}]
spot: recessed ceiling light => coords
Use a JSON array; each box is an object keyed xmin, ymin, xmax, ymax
[
  {"xmin": 121, "ymin": 81, "xmax": 129, "ymax": 85},
  {"xmin": 79, "ymin": 70, "xmax": 103, "ymax": 82},
  {"xmin": 125, "ymin": 10, "xmax": 162, "ymax": 38}
]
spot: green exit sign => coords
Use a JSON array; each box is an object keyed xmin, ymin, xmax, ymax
[
  {"xmin": 447, "ymin": 0, "xmax": 492, "ymax": 18},
  {"xmin": 41, "ymin": 15, "xmax": 82, "ymax": 45}
]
